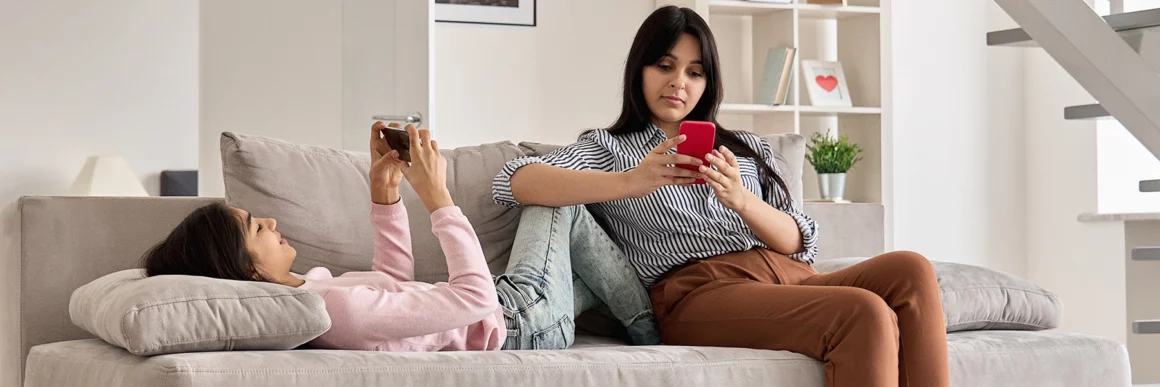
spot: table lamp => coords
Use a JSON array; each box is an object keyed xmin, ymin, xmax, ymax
[{"xmin": 66, "ymin": 156, "xmax": 149, "ymax": 197}]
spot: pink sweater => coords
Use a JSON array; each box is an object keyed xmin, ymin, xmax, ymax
[{"xmin": 294, "ymin": 202, "xmax": 506, "ymax": 351}]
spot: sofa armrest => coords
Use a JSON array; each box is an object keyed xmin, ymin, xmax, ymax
[
  {"xmin": 803, "ymin": 202, "xmax": 885, "ymax": 261},
  {"xmin": 2, "ymin": 196, "xmax": 221, "ymax": 387}
]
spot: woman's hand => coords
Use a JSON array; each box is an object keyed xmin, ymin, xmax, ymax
[
  {"xmin": 622, "ymin": 135, "xmax": 704, "ymax": 198},
  {"xmin": 701, "ymin": 146, "xmax": 759, "ymax": 212},
  {"xmin": 398, "ymin": 124, "xmax": 455, "ymax": 213},
  {"xmin": 370, "ymin": 121, "xmax": 406, "ymax": 205}
]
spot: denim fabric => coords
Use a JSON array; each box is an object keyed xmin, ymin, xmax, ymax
[{"xmin": 496, "ymin": 206, "xmax": 660, "ymax": 350}]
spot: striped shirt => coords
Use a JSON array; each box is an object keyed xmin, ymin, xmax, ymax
[{"xmin": 491, "ymin": 125, "xmax": 819, "ymax": 287}]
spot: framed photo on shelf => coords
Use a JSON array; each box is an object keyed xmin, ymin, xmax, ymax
[
  {"xmin": 435, "ymin": 0, "xmax": 536, "ymax": 27},
  {"xmin": 801, "ymin": 60, "xmax": 853, "ymax": 107}
]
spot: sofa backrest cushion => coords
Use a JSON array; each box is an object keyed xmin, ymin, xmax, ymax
[{"xmin": 220, "ymin": 132, "xmax": 525, "ymax": 282}]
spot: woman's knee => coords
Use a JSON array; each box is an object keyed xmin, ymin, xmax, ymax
[
  {"xmin": 838, "ymin": 287, "xmax": 898, "ymax": 332},
  {"xmin": 875, "ymin": 250, "xmax": 936, "ymax": 284}
]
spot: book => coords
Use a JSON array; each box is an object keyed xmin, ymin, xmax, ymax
[{"xmin": 756, "ymin": 47, "xmax": 797, "ymax": 106}]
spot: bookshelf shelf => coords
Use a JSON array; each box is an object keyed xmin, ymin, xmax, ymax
[
  {"xmin": 662, "ymin": 0, "xmax": 888, "ymax": 205},
  {"xmin": 708, "ymin": 0, "xmax": 880, "ymax": 19},
  {"xmin": 797, "ymin": 105, "xmax": 882, "ymax": 116},
  {"xmin": 719, "ymin": 103, "xmax": 882, "ymax": 116}
]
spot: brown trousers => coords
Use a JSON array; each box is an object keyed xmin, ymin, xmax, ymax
[{"xmin": 650, "ymin": 249, "xmax": 949, "ymax": 387}]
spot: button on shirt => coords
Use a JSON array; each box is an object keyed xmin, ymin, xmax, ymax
[{"xmin": 491, "ymin": 125, "xmax": 819, "ymax": 287}]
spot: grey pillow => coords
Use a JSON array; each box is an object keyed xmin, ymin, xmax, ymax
[
  {"xmin": 812, "ymin": 257, "xmax": 1063, "ymax": 332},
  {"xmin": 518, "ymin": 132, "xmax": 805, "ymax": 209},
  {"xmin": 69, "ymin": 269, "xmax": 331, "ymax": 356},
  {"xmin": 220, "ymin": 132, "xmax": 525, "ymax": 283}
]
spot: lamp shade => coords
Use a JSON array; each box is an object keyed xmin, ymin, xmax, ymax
[{"xmin": 66, "ymin": 156, "xmax": 149, "ymax": 197}]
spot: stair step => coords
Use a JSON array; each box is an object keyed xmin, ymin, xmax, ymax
[
  {"xmin": 1064, "ymin": 103, "xmax": 1110, "ymax": 120},
  {"xmin": 1135, "ymin": 320, "xmax": 1160, "ymax": 334},
  {"xmin": 988, "ymin": 8, "xmax": 1160, "ymax": 47},
  {"xmin": 1141, "ymin": 179, "xmax": 1160, "ymax": 192},
  {"xmin": 1132, "ymin": 247, "xmax": 1160, "ymax": 260}
]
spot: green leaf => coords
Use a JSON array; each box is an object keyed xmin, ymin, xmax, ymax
[{"xmin": 805, "ymin": 130, "xmax": 863, "ymax": 174}]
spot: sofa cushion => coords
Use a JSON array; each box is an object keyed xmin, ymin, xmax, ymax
[
  {"xmin": 519, "ymin": 132, "xmax": 806, "ymax": 208},
  {"xmin": 220, "ymin": 132, "xmax": 525, "ymax": 282},
  {"xmin": 25, "ymin": 331, "xmax": 1130, "ymax": 387},
  {"xmin": 947, "ymin": 330, "xmax": 1129, "ymax": 387},
  {"xmin": 68, "ymin": 269, "xmax": 330, "ymax": 356},
  {"xmin": 812, "ymin": 257, "xmax": 1063, "ymax": 332},
  {"xmin": 25, "ymin": 335, "xmax": 824, "ymax": 387}
]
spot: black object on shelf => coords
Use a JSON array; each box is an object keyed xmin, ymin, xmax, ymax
[{"xmin": 160, "ymin": 170, "xmax": 198, "ymax": 197}]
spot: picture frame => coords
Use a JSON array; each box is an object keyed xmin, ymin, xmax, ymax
[
  {"xmin": 801, "ymin": 60, "xmax": 853, "ymax": 107},
  {"xmin": 435, "ymin": 0, "xmax": 536, "ymax": 27}
]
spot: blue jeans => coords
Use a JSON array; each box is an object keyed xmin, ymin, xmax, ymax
[{"xmin": 495, "ymin": 205, "xmax": 660, "ymax": 350}]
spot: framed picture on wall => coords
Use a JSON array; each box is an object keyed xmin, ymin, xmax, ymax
[
  {"xmin": 801, "ymin": 60, "xmax": 853, "ymax": 107},
  {"xmin": 435, "ymin": 0, "xmax": 536, "ymax": 27}
]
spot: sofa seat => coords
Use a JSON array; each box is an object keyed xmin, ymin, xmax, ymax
[
  {"xmin": 947, "ymin": 330, "xmax": 1129, "ymax": 386},
  {"xmin": 24, "ymin": 331, "xmax": 1129, "ymax": 387}
]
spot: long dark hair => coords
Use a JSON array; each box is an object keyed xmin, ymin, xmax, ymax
[
  {"xmin": 610, "ymin": 5, "xmax": 791, "ymax": 202},
  {"xmin": 141, "ymin": 201, "xmax": 266, "ymax": 282}
]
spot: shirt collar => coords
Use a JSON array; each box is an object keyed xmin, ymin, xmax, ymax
[{"xmin": 645, "ymin": 123, "xmax": 668, "ymax": 144}]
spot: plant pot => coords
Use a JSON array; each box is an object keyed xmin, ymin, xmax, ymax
[{"xmin": 818, "ymin": 173, "xmax": 847, "ymax": 201}]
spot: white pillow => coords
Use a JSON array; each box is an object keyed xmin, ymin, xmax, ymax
[{"xmin": 70, "ymin": 269, "xmax": 331, "ymax": 356}]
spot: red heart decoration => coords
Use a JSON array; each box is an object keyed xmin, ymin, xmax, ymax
[{"xmin": 815, "ymin": 75, "xmax": 838, "ymax": 92}]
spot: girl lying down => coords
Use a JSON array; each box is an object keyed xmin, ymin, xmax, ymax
[{"xmin": 141, "ymin": 122, "xmax": 660, "ymax": 351}]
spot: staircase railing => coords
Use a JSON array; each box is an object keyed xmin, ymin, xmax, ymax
[{"xmin": 989, "ymin": 0, "xmax": 1160, "ymax": 169}]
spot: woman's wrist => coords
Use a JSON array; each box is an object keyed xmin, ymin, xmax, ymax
[
  {"xmin": 733, "ymin": 191, "xmax": 760, "ymax": 213},
  {"xmin": 420, "ymin": 188, "xmax": 455, "ymax": 213},
  {"xmin": 372, "ymin": 186, "xmax": 401, "ymax": 205}
]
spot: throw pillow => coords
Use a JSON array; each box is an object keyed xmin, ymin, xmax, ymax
[
  {"xmin": 811, "ymin": 257, "xmax": 1063, "ymax": 332},
  {"xmin": 69, "ymin": 269, "xmax": 331, "ymax": 356},
  {"xmin": 220, "ymin": 132, "xmax": 526, "ymax": 283}
]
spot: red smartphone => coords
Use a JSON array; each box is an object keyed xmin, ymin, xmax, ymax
[{"xmin": 675, "ymin": 120, "xmax": 716, "ymax": 184}]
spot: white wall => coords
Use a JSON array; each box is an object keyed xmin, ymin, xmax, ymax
[
  {"xmin": 0, "ymin": 1, "xmax": 198, "ymax": 385},
  {"xmin": 887, "ymin": 0, "xmax": 1027, "ymax": 277},
  {"xmin": 1023, "ymin": 47, "xmax": 1128, "ymax": 342},
  {"xmin": 433, "ymin": 0, "xmax": 656, "ymax": 148},
  {"xmin": 1098, "ymin": 121, "xmax": 1160, "ymax": 213},
  {"xmin": 198, "ymin": 0, "xmax": 344, "ymax": 197},
  {"xmin": 0, "ymin": 0, "xmax": 199, "ymax": 206}
]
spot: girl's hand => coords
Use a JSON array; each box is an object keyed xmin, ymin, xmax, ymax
[
  {"xmin": 701, "ymin": 146, "xmax": 758, "ymax": 212},
  {"xmin": 399, "ymin": 124, "xmax": 454, "ymax": 213},
  {"xmin": 370, "ymin": 121, "xmax": 406, "ymax": 205},
  {"xmin": 623, "ymin": 135, "xmax": 704, "ymax": 198}
]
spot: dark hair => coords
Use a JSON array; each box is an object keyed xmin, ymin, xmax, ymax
[
  {"xmin": 141, "ymin": 201, "xmax": 266, "ymax": 282},
  {"xmin": 609, "ymin": 5, "xmax": 792, "ymax": 202}
]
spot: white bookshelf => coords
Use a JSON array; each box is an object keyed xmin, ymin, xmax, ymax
[{"xmin": 659, "ymin": 0, "xmax": 888, "ymax": 205}]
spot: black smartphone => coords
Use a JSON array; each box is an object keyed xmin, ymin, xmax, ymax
[{"xmin": 380, "ymin": 128, "xmax": 411, "ymax": 162}]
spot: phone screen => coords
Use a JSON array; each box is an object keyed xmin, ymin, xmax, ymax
[{"xmin": 381, "ymin": 128, "xmax": 412, "ymax": 162}]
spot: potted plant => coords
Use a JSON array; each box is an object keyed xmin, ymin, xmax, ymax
[{"xmin": 805, "ymin": 130, "xmax": 863, "ymax": 201}]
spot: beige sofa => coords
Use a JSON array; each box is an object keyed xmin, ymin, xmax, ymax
[{"xmin": 2, "ymin": 132, "xmax": 1132, "ymax": 387}]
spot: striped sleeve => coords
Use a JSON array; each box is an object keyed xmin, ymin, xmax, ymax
[
  {"xmin": 491, "ymin": 134, "xmax": 613, "ymax": 208},
  {"xmin": 756, "ymin": 137, "xmax": 820, "ymax": 263}
]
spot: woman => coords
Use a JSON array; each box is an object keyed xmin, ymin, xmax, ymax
[
  {"xmin": 492, "ymin": 6, "xmax": 948, "ymax": 387},
  {"xmin": 142, "ymin": 122, "xmax": 659, "ymax": 352}
]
